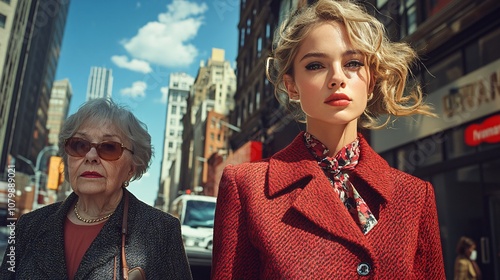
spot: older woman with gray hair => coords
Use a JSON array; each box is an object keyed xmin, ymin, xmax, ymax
[{"xmin": 0, "ymin": 98, "xmax": 192, "ymax": 280}]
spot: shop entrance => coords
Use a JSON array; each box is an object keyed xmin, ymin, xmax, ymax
[{"xmin": 489, "ymin": 196, "xmax": 500, "ymax": 280}]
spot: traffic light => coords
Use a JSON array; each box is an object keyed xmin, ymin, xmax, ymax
[{"xmin": 47, "ymin": 156, "xmax": 64, "ymax": 190}]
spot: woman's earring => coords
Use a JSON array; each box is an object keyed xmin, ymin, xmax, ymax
[
  {"xmin": 367, "ymin": 92, "xmax": 374, "ymax": 101},
  {"xmin": 123, "ymin": 181, "xmax": 129, "ymax": 187}
]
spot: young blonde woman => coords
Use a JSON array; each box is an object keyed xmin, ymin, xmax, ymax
[{"xmin": 212, "ymin": 0, "xmax": 445, "ymax": 279}]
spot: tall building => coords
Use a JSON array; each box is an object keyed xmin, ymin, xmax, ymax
[
  {"xmin": 45, "ymin": 80, "xmax": 71, "ymax": 205},
  {"xmin": 0, "ymin": 0, "xmax": 18, "ymax": 84},
  {"xmin": 0, "ymin": 0, "xmax": 19, "ymax": 173},
  {"xmin": 178, "ymin": 48, "xmax": 236, "ymax": 196},
  {"xmin": 47, "ymin": 79, "xmax": 73, "ymax": 146},
  {"xmin": 0, "ymin": 0, "xmax": 71, "ymax": 177},
  {"xmin": 156, "ymin": 72, "xmax": 194, "ymax": 212},
  {"xmin": 86, "ymin": 66, "xmax": 113, "ymax": 101},
  {"xmin": 229, "ymin": 0, "xmax": 306, "ymax": 161}
]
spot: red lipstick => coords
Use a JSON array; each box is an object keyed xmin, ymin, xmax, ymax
[
  {"xmin": 80, "ymin": 171, "xmax": 103, "ymax": 178},
  {"xmin": 324, "ymin": 93, "xmax": 351, "ymax": 107}
]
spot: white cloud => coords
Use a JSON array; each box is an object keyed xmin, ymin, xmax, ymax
[
  {"xmin": 160, "ymin": 87, "xmax": 169, "ymax": 104},
  {"xmin": 111, "ymin": 55, "xmax": 152, "ymax": 73},
  {"xmin": 121, "ymin": 81, "xmax": 147, "ymax": 98},
  {"xmin": 121, "ymin": 0, "xmax": 208, "ymax": 68}
]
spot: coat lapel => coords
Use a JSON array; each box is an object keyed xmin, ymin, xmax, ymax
[
  {"xmin": 350, "ymin": 134, "xmax": 393, "ymax": 203},
  {"xmin": 268, "ymin": 133, "xmax": 371, "ymax": 251},
  {"xmin": 75, "ymin": 191, "xmax": 126, "ymax": 280},
  {"xmin": 31, "ymin": 190, "xmax": 128, "ymax": 279},
  {"xmin": 32, "ymin": 193, "xmax": 76, "ymax": 279}
]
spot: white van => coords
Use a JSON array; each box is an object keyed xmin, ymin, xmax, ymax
[{"xmin": 170, "ymin": 194, "xmax": 216, "ymax": 267}]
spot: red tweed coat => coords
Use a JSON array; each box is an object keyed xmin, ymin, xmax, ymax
[{"xmin": 212, "ymin": 132, "xmax": 445, "ymax": 279}]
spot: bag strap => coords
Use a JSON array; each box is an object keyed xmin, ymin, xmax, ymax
[
  {"xmin": 113, "ymin": 191, "xmax": 130, "ymax": 280},
  {"xmin": 121, "ymin": 191, "xmax": 130, "ymax": 280}
]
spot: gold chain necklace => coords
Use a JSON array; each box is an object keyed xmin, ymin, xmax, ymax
[{"xmin": 74, "ymin": 201, "xmax": 114, "ymax": 223}]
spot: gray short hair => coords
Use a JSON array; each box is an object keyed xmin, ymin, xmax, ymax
[{"xmin": 58, "ymin": 98, "xmax": 153, "ymax": 181}]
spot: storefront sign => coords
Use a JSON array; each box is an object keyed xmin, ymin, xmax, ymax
[
  {"xmin": 372, "ymin": 58, "xmax": 500, "ymax": 153},
  {"xmin": 465, "ymin": 115, "xmax": 500, "ymax": 146},
  {"xmin": 442, "ymin": 69, "xmax": 499, "ymax": 121}
]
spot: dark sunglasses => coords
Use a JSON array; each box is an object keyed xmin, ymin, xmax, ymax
[{"xmin": 64, "ymin": 137, "xmax": 134, "ymax": 161}]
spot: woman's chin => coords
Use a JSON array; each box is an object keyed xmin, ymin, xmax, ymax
[{"xmin": 72, "ymin": 183, "xmax": 108, "ymax": 196}]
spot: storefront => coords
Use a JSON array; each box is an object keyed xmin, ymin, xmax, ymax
[{"xmin": 372, "ymin": 40, "xmax": 500, "ymax": 278}]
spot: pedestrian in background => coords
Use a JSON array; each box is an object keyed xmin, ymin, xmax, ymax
[
  {"xmin": 211, "ymin": 0, "xmax": 445, "ymax": 279},
  {"xmin": 0, "ymin": 98, "xmax": 192, "ymax": 279},
  {"xmin": 454, "ymin": 236, "xmax": 482, "ymax": 280}
]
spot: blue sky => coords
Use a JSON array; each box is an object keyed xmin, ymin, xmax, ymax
[{"xmin": 55, "ymin": 0, "xmax": 240, "ymax": 205}]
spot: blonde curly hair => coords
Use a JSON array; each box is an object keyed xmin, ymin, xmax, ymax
[{"xmin": 267, "ymin": 0, "xmax": 435, "ymax": 128}]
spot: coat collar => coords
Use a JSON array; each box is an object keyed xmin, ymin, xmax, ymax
[
  {"xmin": 268, "ymin": 132, "xmax": 393, "ymax": 202},
  {"xmin": 267, "ymin": 132, "xmax": 393, "ymax": 252},
  {"xmin": 31, "ymin": 189, "xmax": 132, "ymax": 279}
]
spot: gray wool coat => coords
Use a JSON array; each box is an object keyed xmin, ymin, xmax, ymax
[{"xmin": 0, "ymin": 189, "xmax": 192, "ymax": 280}]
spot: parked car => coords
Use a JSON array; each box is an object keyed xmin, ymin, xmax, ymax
[{"xmin": 170, "ymin": 194, "xmax": 216, "ymax": 268}]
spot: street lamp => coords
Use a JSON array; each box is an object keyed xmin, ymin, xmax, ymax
[{"xmin": 15, "ymin": 145, "xmax": 58, "ymax": 210}]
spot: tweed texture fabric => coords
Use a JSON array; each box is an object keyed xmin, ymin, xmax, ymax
[
  {"xmin": 212, "ymin": 132, "xmax": 445, "ymax": 280},
  {"xmin": 0, "ymin": 189, "xmax": 192, "ymax": 280}
]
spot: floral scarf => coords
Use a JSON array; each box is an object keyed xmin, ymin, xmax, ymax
[{"xmin": 304, "ymin": 132, "xmax": 377, "ymax": 234}]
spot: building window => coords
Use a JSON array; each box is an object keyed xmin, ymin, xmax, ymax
[
  {"xmin": 256, "ymin": 91, "xmax": 261, "ymax": 110},
  {"xmin": 0, "ymin": 14, "xmax": 6, "ymax": 28},
  {"xmin": 266, "ymin": 23, "xmax": 271, "ymax": 39},
  {"xmin": 242, "ymin": 98, "xmax": 247, "ymax": 120},
  {"xmin": 249, "ymin": 92, "xmax": 254, "ymax": 115},
  {"xmin": 247, "ymin": 18, "xmax": 251, "ymax": 35},
  {"xmin": 483, "ymin": 159, "xmax": 500, "ymax": 193},
  {"xmin": 445, "ymin": 126, "xmax": 476, "ymax": 160},
  {"xmin": 404, "ymin": 0, "xmax": 417, "ymax": 36},
  {"xmin": 424, "ymin": 51, "xmax": 463, "ymax": 93},
  {"xmin": 376, "ymin": 0, "xmax": 388, "ymax": 8},
  {"xmin": 257, "ymin": 37, "xmax": 262, "ymax": 58},
  {"xmin": 237, "ymin": 108, "xmax": 242, "ymax": 127},
  {"xmin": 254, "ymin": 83, "xmax": 260, "ymax": 110},
  {"xmin": 478, "ymin": 27, "xmax": 500, "ymax": 68},
  {"xmin": 172, "ymin": 105, "xmax": 177, "ymax": 114}
]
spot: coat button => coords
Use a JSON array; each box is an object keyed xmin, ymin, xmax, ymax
[{"xmin": 357, "ymin": 262, "xmax": 371, "ymax": 276}]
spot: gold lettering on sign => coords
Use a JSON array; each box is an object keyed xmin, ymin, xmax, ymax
[{"xmin": 442, "ymin": 70, "xmax": 500, "ymax": 120}]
